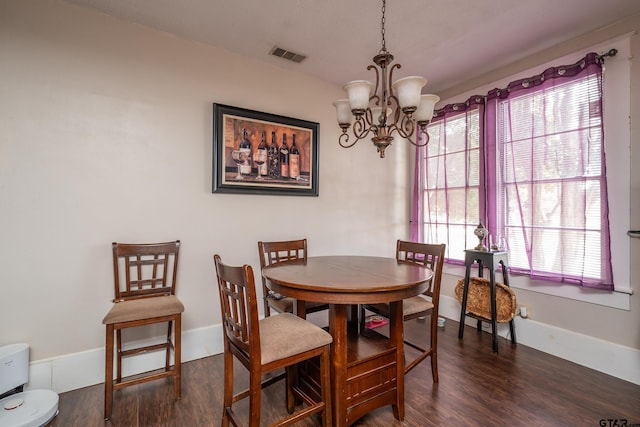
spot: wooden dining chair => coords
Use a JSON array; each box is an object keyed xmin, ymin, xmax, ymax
[
  {"xmin": 257, "ymin": 239, "xmax": 328, "ymax": 318},
  {"xmin": 102, "ymin": 241, "xmax": 184, "ymax": 420},
  {"xmin": 213, "ymin": 254, "xmax": 333, "ymax": 427},
  {"xmin": 360, "ymin": 240, "xmax": 445, "ymax": 380}
]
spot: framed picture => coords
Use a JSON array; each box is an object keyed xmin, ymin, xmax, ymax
[{"xmin": 212, "ymin": 103, "xmax": 319, "ymax": 196}]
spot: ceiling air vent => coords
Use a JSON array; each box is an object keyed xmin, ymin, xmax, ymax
[{"xmin": 270, "ymin": 46, "xmax": 306, "ymax": 63}]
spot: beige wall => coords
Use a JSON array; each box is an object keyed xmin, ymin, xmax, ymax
[
  {"xmin": 0, "ymin": 0, "xmax": 637, "ymax": 382},
  {"xmin": 0, "ymin": 0, "xmax": 411, "ymax": 360},
  {"xmin": 437, "ymin": 15, "xmax": 640, "ymax": 352}
]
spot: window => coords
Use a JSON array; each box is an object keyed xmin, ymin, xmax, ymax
[
  {"xmin": 492, "ymin": 71, "xmax": 612, "ymax": 288},
  {"xmin": 414, "ymin": 53, "xmax": 614, "ymax": 290},
  {"xmin": 414, "ymin": 98, "xmax": 482, "ymax": 264}
]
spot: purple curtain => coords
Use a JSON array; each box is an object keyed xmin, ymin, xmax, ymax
[
  {"xmin": 412, "ymin": 96, "xmax": 484, "ymax": 263},
  {"xmin": 485, "ymin": 53, "xmax": 613, "ymax": 289}
]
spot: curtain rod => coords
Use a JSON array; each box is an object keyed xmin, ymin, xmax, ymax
[
  {"xmin": 598, "ymin": 48, "xmax": 618, "ymax": 61},
  {"xmin": 433, "ymin": 49, "xmax": 619, "ymax": 116}
]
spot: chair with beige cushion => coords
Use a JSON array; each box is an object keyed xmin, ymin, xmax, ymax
[
  {"xmin": 258, "ymin": 239, "xmax": 328, "ymax": 318},
  {"xmin": 214, "ymin": 254, "xmax": 332, "ymax": 427},
  {"xmin": 102, "ymin": 240, "xmax": 184, "ymax": 420},
  {"xmin": 360, "ymin": 239, "xmax": 445, "ymax": 380}
]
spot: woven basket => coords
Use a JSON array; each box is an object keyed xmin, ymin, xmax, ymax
[{"xmin": 455, "ymin": 277, "xmax": 516, "ymax": 322}]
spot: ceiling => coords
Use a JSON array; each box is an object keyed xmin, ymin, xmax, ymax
[{"xmin": 64, "ymin": 0, "xmax": 640, "ymax": 95}]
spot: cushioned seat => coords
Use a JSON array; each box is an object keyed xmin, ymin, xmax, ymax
[
  {"xmin": 265, "ymin": 296, "xmax": 328, "ymax": 315},
  {"xmin": 102, "ymin": 295, "xmax": 184, "ymax": 325},
  {"xmin": 259, "ymin": 313, "xmax": 333, "ymax": 365},
  {"xmin": 366, "ymin": 296, "xmax": 434, "ymax": 318}
]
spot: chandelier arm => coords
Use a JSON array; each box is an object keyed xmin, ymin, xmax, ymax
[
  {"xmin": 387, "ymin": 63, "xmax": 402, "ymax": 100},
  {"xmin": 339, "ymin": 114, "xmax": 375, "ymax": 148},
  {"xmin": 388, "ymin": 95, "xmax": 401, "ymax": 123},
  {"xmin": 395, "ymin": 113, "xmax": 417, "ymax": 139},
  {"xmin": 394, "ymin": 114, "xmax": 414, "ymax": 138},
  {"xmin": 338, "ymin": 131, "xmax": 358, "ymax": 148},
  {"xmin": 364, "ymin": 107, "xmax": 374, "ymax": 128},
  {"xmin": 405, "ymin": 129, "xmax": 431, "ymax": 147},
  {"xmin": 367, "ymin": 64, "xmax": 381, "ymax": 105},
  {"xmin": 353, "ymin": 114, "xmax": 372, "ymax": 140}
]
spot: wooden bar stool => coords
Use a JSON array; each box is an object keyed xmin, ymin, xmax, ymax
[
  {"xmin": 214, "ymin": 254, "xmax": 333, "ymax": 427},
  {"xmin": 102, "ymin": 241, "xmax": 184, "ymax": 420},
  {"xmin": 360, "ymin": 240, "xmax": 446, "ymax": 380},
  {"xmin": 257, "ymin": 239, "xmax": 329, "ymax": 318}
]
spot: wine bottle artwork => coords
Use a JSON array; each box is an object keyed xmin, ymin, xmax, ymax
[
  {"xmin": 279, "ymin": 133, "xmax": 289, "ymax": 179},
  {"xmin": 289, "ymin": 134, "xmax": 300, "ymax": 180},
  {"xmin": 255, "ymin": 130, "xmax": 268, "ymax": 180},
  {"xmin": 213, "ymin": 104, "xmax": 318, "ymax": 196},
  {"xmin": 238, "ymin": 127, "xmax": 252, "ymax": 176},
  {"xmin": 268, "ymin": 131, "xmax": 279, "ymax": 180}
]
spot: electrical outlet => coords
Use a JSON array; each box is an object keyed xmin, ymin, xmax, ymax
[{"xmin": 517, "ymin": 305, "xmax": 529, "ymax": 318}]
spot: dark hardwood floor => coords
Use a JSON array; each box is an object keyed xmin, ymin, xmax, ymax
[{"xmin": 53, "ymin": 318, "xmax": 640, "ymax": 426}]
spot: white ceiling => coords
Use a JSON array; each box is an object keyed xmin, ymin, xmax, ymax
[{"xmin": 64, "ymin": 0, "xmax": 640, "ymax": 95}]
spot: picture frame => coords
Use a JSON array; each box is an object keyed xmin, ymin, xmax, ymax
[{"xmin": 212, "ymin": 103, "xmax": 319, "ymax": 196}]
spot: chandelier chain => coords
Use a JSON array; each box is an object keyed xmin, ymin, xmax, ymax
[{"xmin": 380, "ymin": 0, "xmax": 386, "ymax": 52}]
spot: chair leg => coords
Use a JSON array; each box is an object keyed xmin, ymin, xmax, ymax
[
  {"xmin": 174, "ymin": 315, "xmax": 182, "ymax": 399},
  {"xmin": 104, "ymin": 324, "xmax": 114, "ymax": 420},
  {"xmin": 248, "ymin": 369, "xmax": 262, "ymax": 427},
  {"xmin": 166, "ymin": 320, "xmax": 173, "ymax": 371},
  {"xmin": 286, "ymin": 366, "xmax": 295, "ymax": 414},
  {"xmin": 222, "ymin": 349, "xmax": 233, "ymax": 427},
  {"xmin": 264, "ymin": 298, "xmax": 271, "ymax": 318},
  {"xmin": 319, "ymin": 346, "xmax": 332, "ymax": 427},
  {"xmin": 403, "ymin": 313, "xmax": 439, "ymax": 380},
  {"xmin": 431, "ymin": 314, "xmax": 439, "ymax": 383},
  {"xmin": 431, "ymin": 352, "xmax": 438, "ymax": 383},
  {"xmin": 116, "ymin": 329, "xmax": 122, "ymax": 383}
]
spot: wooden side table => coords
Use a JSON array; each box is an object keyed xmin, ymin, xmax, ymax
[{"xmin": 457, "ymin": 249, "xmax": 516, "ymax": 352}]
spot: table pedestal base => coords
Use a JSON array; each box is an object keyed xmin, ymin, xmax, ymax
[{"xmin": 299, "ymin": 304, "xmax": 403, "ymax": 426}]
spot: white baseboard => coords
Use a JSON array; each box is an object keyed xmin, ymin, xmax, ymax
[
  {"xmin": 26, "ymin": 302, "xmax": 640, "ymax": 393},
  {"xmin": 438, "ymin": 295, "xmax": 640, "ymax": 386},
  {"xmin": 26, "ymin": 324, "xmax": 224, "ymax": 394}
]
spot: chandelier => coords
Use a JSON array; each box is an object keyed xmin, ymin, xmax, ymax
[{"xmin": 332, "ymin": 0, "xmax": 439, "ymax": 158}]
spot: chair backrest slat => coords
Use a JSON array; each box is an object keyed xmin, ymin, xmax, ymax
[
  {"xmin": 257, "ymin": 239, "xmax": 307, "ymax": 316},
  {"xmin": 112, "ymin": 241, "xmax": 180, "ymax": 301},
  {"xmin": 396, "ymin": 240, "xmax": 445, "ymax": 298},
  {"xmin": 214, "ymin": 255, "xmax": 260, "ymax": 357},
  {"xmin": 258, "ymin": 239, "xmax": 307, "ymax": 268}
]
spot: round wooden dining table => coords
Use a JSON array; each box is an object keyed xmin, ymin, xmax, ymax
[{"xmin": 262, "ymin": 255, "xmax": 433, "ymax": 427}]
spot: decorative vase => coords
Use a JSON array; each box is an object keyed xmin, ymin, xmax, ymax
[{"xmin": 474, "ymin": 222, "xmax": 489, "ymax": 251}]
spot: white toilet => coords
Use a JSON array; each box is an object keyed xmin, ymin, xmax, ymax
[{"xmin": 0, "ymin": 344, "xmax": 59, "ymax": 427}]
